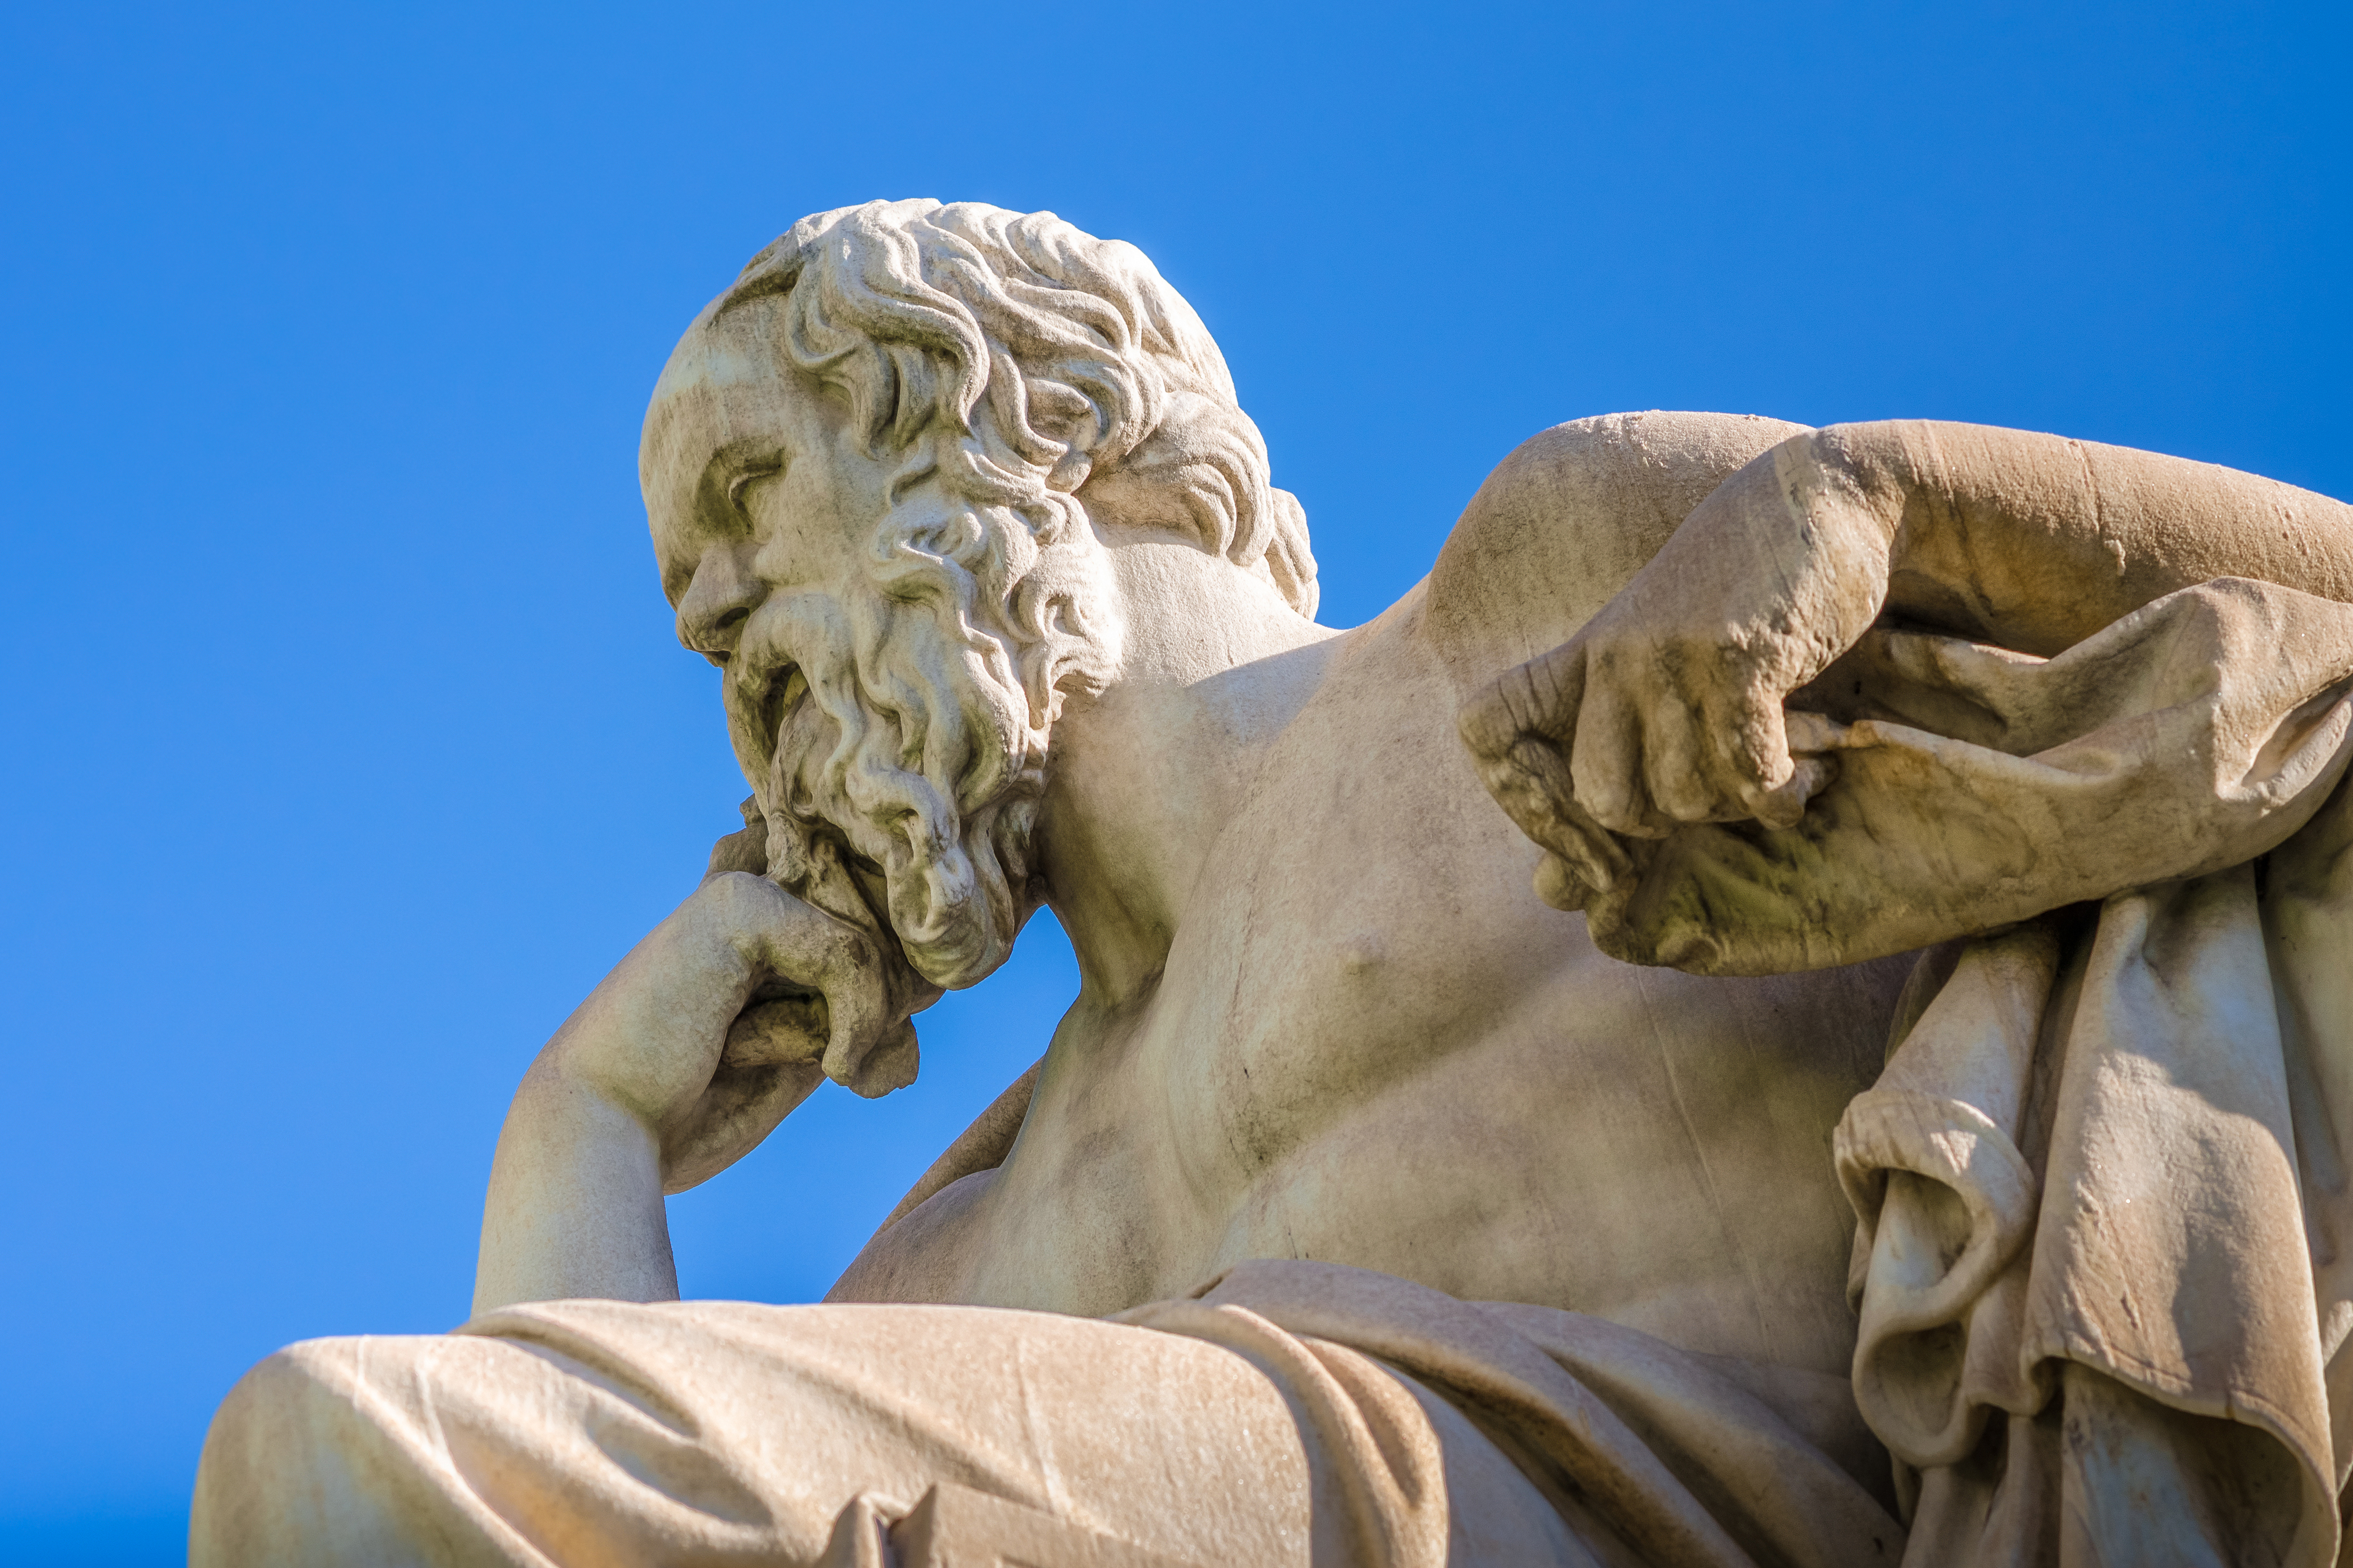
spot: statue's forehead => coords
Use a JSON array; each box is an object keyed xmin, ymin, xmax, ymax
[
  {"xmin": 654, "ymin": 306, "xmax": 789, "ymax": 416},
  {"xmin": 643, "ymin": 304, "xmax": 799, "ymax": 481}
]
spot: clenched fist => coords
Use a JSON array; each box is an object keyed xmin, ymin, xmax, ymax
[{"xmin": 1457, "ymin": 436, "xmax": 1893, "ymax": 905}]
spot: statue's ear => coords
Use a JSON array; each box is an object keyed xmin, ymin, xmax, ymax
[{"xmin": 702, "ymin": 795, "xmax": 770, "ymax": 881}]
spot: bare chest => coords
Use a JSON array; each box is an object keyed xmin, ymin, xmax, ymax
[{"xmin": 954, "ymin": 755, "xmax": 1910, "ymax": 1370}]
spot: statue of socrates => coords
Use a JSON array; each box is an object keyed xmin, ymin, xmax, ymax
[{"xmin": 194, "ymin": 201, "xmax": 2353, "ymax": 1567}]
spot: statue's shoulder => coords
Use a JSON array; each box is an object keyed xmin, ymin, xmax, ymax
[{"xmin": 1420, "ymin": 411, "xmax": 1806, "ymax": 692}]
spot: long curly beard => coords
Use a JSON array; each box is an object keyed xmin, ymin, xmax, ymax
[{"xmin": 723, "ymin": 496, "xmax": 1117, "ymax": 1093}]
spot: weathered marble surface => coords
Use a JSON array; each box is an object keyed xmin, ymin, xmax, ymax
[{"xmin": 193, "ymin": 200, "xmax": 2353, "ymax": 1566}]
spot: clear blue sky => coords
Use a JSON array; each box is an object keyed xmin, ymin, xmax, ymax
[{"xmin": 2, "ymin": 2, "xmax": 2345, "ymax": 1560}]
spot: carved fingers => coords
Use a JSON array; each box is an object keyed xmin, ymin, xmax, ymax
[
  {"xmin": 1458, "ymin": 498, "xmax": 1867, "ymax": 905},
  {"xmin": 1459, "ymin": 436, "xmax": 1904, "ymax": 909},
  {"xmin": 1459, "ymin": 646, "xmax": 1628, "ymax": 905},
  {"xmin": 1578, "ymin": 629, "xmax": 1817, "ymax": 833},
  {"xmin": 546, "ymin": 871, "xmax": 904, "ymax": 1193},
  {"xmin": 662, "ymin": 872, "xmax": 911, "ymax": 1188},
  {"xmin": 1463, "ymin": 616, "xmax": 1830, "ymax": 897},
  {"xmin": 712, "ymin": 872, "xmax": 897, "ymax": 1068}
]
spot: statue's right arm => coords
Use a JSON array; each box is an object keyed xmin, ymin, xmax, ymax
[{"xmin": 470, "ymin": 873, "xmax": 892, "ymax": 1315}]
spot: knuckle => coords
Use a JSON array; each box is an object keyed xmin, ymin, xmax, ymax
[
  {"xmin": 1525, "ymin": 644, "xmax": 1578, "ymax": 709},
  {"xmin": 1457, "ymin": 688, "xmax": 1517, "ymax": 755}
]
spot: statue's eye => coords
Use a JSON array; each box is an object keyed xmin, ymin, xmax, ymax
[{"xmin": 727, "ymin": 462, "xmax": 784, "ymax": 514}]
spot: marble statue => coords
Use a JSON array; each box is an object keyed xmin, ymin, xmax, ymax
[{"xmin": 192, "ymin": 200, "xmax": 2353, "ymax": 1566}]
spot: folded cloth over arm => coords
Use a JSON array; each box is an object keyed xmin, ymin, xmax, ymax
[
  {"xmin": 1593, "ymin": 575, "xmax": 2353, "ymax": 1566},
  {"xmin": 1587, "ymin": 576, "xmax": 2353, "ymax": 977}
]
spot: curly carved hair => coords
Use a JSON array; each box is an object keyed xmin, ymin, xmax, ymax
[{"xmin": 714, "ymin": 199, "xmax": 1318, "ymax": 618}]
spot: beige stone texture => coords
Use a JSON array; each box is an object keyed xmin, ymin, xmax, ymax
[{"xmin": 193, "ymin": 200, "xmax": 2353, "ymax": 1566}]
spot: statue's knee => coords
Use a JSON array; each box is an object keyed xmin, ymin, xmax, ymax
[
  {"xmin": 191, "ymin": 1338, "xmax": 380, "ymax": 1566},
  {"xmin": 205, "ymin": 1338, "xmax": 352, "ymax": 1459}
]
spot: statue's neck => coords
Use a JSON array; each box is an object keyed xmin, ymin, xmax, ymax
[{"xmin": 1033, "ymin": 539, "xmax": 1336, "ymax": 1009}]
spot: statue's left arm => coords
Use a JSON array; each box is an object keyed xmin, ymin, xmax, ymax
[{"xmin": 1460, "ymin": 420, "xmax": 2353, "ymax": 894}]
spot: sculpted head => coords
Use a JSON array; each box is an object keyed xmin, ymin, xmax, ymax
[{"xmin": 643, "ymin": 199, "xmax": 1316, "ymax": 1024}]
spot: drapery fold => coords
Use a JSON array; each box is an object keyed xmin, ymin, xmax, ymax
[
  {"xmin": 193, "ymin": 1260, "xmax": 1901, "ymax": 1567},
  {"xmin": 1125, "ymin": 1260, "xmax": 1904, "ymax": 1568},
  {"xmin": 1842, "ymin": 867, "xmax": 2333, "ymax": 1565},
  {"xmin": 1603, "ymin": 575, "xmax": 2353, "ymax": 1565}
]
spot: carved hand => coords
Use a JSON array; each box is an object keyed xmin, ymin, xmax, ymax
[
  {"xmin": 1457, "ymin": 443, "xmax": 1889, "ymax": 901},
  {"xmin": 564, "ymin": 871, "xmax": 901, "ymax": 1191},
  {"xmin": 472, "ymin": 871, "xmax": 898, "ymax": 1313},
  {"xmin": 1461, "ymin": 418, "xmax": 2353, "ymax": 916}
]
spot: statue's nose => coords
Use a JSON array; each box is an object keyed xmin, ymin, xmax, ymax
[{"xmin": 676, "ymin": 546, "xmax": 763, "ymax": 666}]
